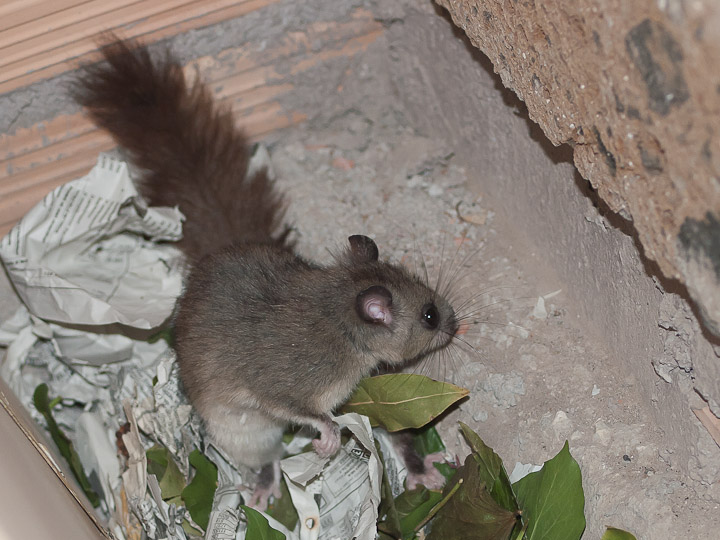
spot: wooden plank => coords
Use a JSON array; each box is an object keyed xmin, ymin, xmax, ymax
[
  {"xmin": 1, "ymin": 11, "xmax": 377, "ymax": 159},
  {"xmin": 232, "ymin": 101, "xmax": 302, "ymax": 130},
  {"xmin": 288, "ymin": 28, "xmax": 383, "ymax": 76},
  {"xmin": 0, "ymin": 0, "xmax": 143, "ymax": 49},
  {"xmin": 0, "ymin": 115, "xmax": 91, "ymax": 162},
  {"xmin": 228, "ymin": 83, "xmax": 294, "ymax": 111},
  {"xmin": 0, "ymin": 0, "xmax": 278, "ymax": 94},
  {"xmin": 0, "ymin": 0, "xmax": 237, "ymax": 69},
  {"xmin": 0, "ymin": 0, "xmax": 89, "ymax": 32},
  {"xmin": 2, "ymin": 130, "xmax": 112, "ymax": 182}
]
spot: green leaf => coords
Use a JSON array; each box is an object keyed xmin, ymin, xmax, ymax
[
  {"xmin": 32, "ymin": 384, "xmax": 100, "ymax": 507},
  {"xmin": 148, "ymin": 327, "xmax": 174, "ymax": 346},
  {"xmin": 242, "ymin": 506, "xmax": 287, "ymax": 539},
  {"xmin": 396, "ymin": 487, "xmax": 443, "ymax": 539},
  {"xmin": 512, "ymin": 441, "xmax": 585, "ymax": 540},
  {"xmin": 460, "ymin": 423, "xmax": 518, "ymax": 512},
  {"xmin": 341, "ymin": 374, "xmax": 469, "ymax": 431},
  {"xmin": 510, "ymin": 521, "xmax": 529, "ymax": 540},
  {"xmin": 146, "ymin": 445, "xmax": 185, "ymax": 501},
  {"xmin": 412, "ymin": 426, "xmax": 446, "ymax": 456},
  {"xmin": 409, "ymin": 425, "xmax": 455, "ymax": 482},
  {"xmin": 182, "ymin": 519, "xmax": 204, "ymax": 537},
  {"xmin": 181, "ymin": 450, "xmax": 218, "ymax": 531},
  {"xmin": 601, "ymin": 527, "xmax": 638, "ymax": 540},
  {"xmin": 266, "ymin": 476, "xmax": 298, "ymax": 532},
  {"xmin": 432, "ymin": 461, "xmax": 457, "ymax": 483},
  {"xmin": 428, "ymin": 453, "xmax": 522, "ymax": 540},
  {"xmin": 376, "ymin": 439, "xmax": 403, "ymax": 539}
]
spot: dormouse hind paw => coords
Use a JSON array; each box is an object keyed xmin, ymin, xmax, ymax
[
  {"xmin": 246, "ymin": 460, "xmax": 282, "ymax": 511},
  {"xmin": 312, "ymin": 419, "xmax": 341, "ymax": 458}
]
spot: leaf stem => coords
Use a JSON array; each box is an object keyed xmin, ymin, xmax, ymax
[
  {"xmin": 48, "ymin": 396, "xmax": 62, "ymax": 409},
  {"xmin": 413, "ymin": 478, "xmax": 463, "ymax": 533}
]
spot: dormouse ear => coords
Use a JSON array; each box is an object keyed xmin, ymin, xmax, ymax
[
  {"xmin": 356, "ymin": 285, "xmax": 393, "ymax": 325},
  {"xmin": 348, "ymin": 235, "xmax": 379, "ymax": 263}
]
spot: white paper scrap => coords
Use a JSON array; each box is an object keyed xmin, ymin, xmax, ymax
[{"xmin": 508, "ymin": 462, "xmax": 543, "ymax": 484}]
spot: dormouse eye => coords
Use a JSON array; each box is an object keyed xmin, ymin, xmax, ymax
[{"xmin": 421, "ymin": 303, "xmax": 440, "ymax": 330}]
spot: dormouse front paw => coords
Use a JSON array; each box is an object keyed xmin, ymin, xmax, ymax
[{"xmin": 312, "ymin": 420, "xmax": 341, "ymax": 458}]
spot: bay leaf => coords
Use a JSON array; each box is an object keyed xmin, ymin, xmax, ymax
[
  {"xmin": 146, "ymin": 445, "xmax": 185, "ymax": 501},
  {"xmin": 412, "ymin": 425, "xmax": 446, "ymax": 456},
  {"xmin": 396, "ymin": 487, "xmax": 443, "ymax": 538},
  {"xmin": 460, "ymin": 422, "xmax": 518, "ymax": 512},
  {"xmin": 181, "ymin": 450, "xmax": 218, "ymax": 531},
  {"xmin": 512, "ymin": 441, "xmax": 585, "ymax": 540},
  {"xmin": 376, "ymin": 439, "xmax": 403, "ymax": 539},
  {"xmin": 33, "ymin": 383, "xmax": 100, "ymax": 507},
  {"xmin": 601, "ymin": 527, "xmax": 637, "ymax": 540},
  {"xmin": 428, "ymin": 453, "xmax": 522, "ymax": 540},
  {"xmin": 342, "ymin": 374, "xmax": 468, "ymax": 431},
  {"xmin": 243, "ymin": 506, "xmax": 286, "ymax": 540}
]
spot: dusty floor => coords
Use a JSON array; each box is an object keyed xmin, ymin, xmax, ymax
[{"xmin": 1, "ymin": 1, "xmax": 720, "ymax": 539}]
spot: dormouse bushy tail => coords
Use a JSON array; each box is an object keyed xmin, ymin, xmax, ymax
[{"xmin": 72, "ymin": 36, "xmax": 287, "ymax": 261}]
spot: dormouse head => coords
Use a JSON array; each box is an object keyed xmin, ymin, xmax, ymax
[{"xmin": 342, "ymin": 235, "xmax": 458, "ymax": 366}]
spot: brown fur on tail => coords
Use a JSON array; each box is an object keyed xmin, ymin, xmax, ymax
[{"xmin": 72, "ymin": 36, "xmax": 287, "ymax": 261}]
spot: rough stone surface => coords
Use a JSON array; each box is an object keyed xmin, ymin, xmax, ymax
[{"xmin": 436, "ymin": 0, "xmax": 720, "ymax": 338}]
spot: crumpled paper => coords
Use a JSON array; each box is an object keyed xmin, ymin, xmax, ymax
[{"xmin": 0, "ymin": 154, "xmax": 184, "ymax": 329}]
